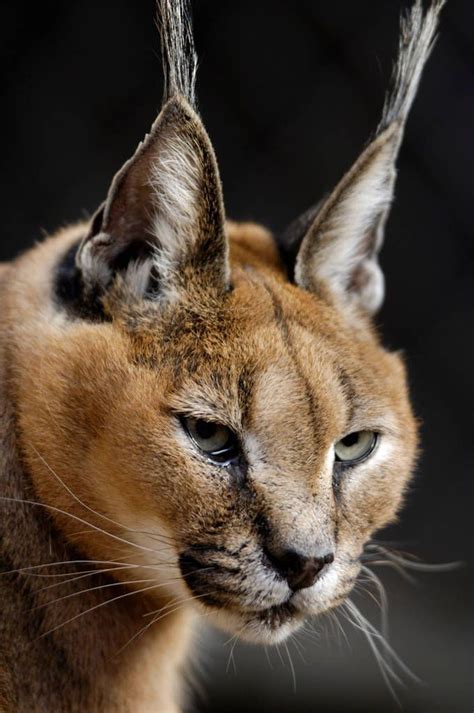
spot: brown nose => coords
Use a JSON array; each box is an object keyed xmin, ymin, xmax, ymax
[{"xmin": 265, "ymin": 548, "xmax": 334, "ymax": 591}]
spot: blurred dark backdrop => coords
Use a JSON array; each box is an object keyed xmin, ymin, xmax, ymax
[{"xmin": 1, "ymin": 1, "xmax": 472, "ymax": 711}]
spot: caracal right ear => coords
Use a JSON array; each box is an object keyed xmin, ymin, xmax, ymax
[{"xmin": 288, "ymin": 0, "xmax": 445, "ymax": 315}]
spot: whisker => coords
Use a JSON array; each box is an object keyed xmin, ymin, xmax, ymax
[
  {"xmin": 325, "ymin": 609, "xmax": 350, "ymax": 650},
  {"xmin": 116, "ymin": 591, "xmax": 217, "ymax": 656},
  {"xmin": 290, "ymin": 633, "xmax": 306, "ymax": 664},
  {"xmin": 360, "ymin": 565, "xmax": 389, "ymax": 640},
  {"xmin": 37, "ymin": 581, "xmax": 171, "ymax": 639},
  {"xmin": 38, "ymin": 567, "xmax": 213, "ymax": 615},
  {"xmin": 353, "ymin": 580, "xmax": 386, "ymax": 613},
  {"xmin": 284, "ymin": 639, "xmax": 297, "ymax": 691},
  {"xmin": 225, "ymin": 630, "xmax": 241, "ymax": 675},
  {"xmin": 264, "ymin": 645, "xmax": 273, "ymax": 671},
  {"xmin": 224, "ymin": 621, "xmax": 252, "ymax": 674},
  {"xmin": 341, "ymin": 597, "xmax": 420, "ymax": 704},
  {"xmin": 66, "ymin": 530, "xmax": 176, "ymax": 556},
  {"xmin": 363, "ymin": 543, "xmax": 461, "ymax": 573},
  {"xmin": 36, "ymin": 565, "xmax": 143, "ymax": 591},
  {"xmin": 341, "ymin": 601, "xmax": 402, "ymax": 704},
  {"xmin": 226, "ymin": 637, "xmax": 237, "ymax": 675},
  {"xmin": 346, "ymin": 599, "xmax": 418, "ymax": 681},
  {"xmin": 275, "ymin": 642, "xmax": 285, "ymax": 668},
  {"xmin": 30, "ymin": 446, "xmax": 178, "ymax": 546},
  {"xmin": 301, "ymin": 627, "xmax": 321, "ymax": 647},
  {"xmin": 0, "ymin": 496, "xmax": 162, "ymax": 556},
  {"xmin": 141, "ymin": 569, "xmax": 215, "ymax": 617},
  {"xmin": 0, "ymin": 559, "xmax": 140, "ymax": 578},
  {"xmin": 362, "ymin": 558, "xmax": 418, "ymax": 584},
  {"xmin": 30, "ymin": 578, "xmax": 161, "ymax": 612}
]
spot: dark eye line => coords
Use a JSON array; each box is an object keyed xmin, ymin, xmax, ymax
[
  {"xmin": 179, "ymin": 415, "xmax": 242, "ymax": 467},
  {"xmin": 176, "ymin": 410, "xmax": 234, "ymax": 431}
]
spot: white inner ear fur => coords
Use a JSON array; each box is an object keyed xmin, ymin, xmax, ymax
[
  {"xmin": 150, "ymin": 131, "xmax": 201, "ymax": 285},
  {"xmin": 77, "ymin": 237, "xmax": 113, "ymax": 290},
  {"xmin": 77, "ymin": 128, "xmax": 208, "ymax": 302},
  {"xmin": 310, "ymin": 133, "xmax": 397, "ymax": 313}
]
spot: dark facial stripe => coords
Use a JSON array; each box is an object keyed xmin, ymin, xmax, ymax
[
  {"xmin": 335, "ymin": 367, "xmax": 358, "ymax": 424},
  {"xmin": 259, "ymin": 281, "xmax": 320, "ymax": 444},
  {"xmin": 237, "ymin": 363, "xmax": 256, "ymax": 424}
]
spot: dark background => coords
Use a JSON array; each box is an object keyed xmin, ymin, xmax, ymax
[{"xmin": 1, "ymin": 1, "xmax": 472, "ymax": 711}]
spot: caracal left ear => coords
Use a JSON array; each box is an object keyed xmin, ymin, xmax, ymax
[
  {"xmin": 76, "ymin": 95, "xmax": 229, "ymax": 301},
  {"xmin": 291, "ymin": 0, "xmax": 444, "ymax": 315}
]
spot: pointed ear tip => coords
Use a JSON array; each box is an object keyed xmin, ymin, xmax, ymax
[
  {"xmin": 380, "ymin": 120, "xmax": 401, "ymax": 138},
  {"xmin": 161, "ymin": 94, "xmax": 198, "ymax": 121},
  {"xmin": 131, "ymin": 94, "xmax": 201, "ymax": 160}
]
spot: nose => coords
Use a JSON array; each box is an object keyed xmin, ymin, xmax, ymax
[{"xmin": 265, "ymin": 547, "xmax": 334, "ymax": 591}]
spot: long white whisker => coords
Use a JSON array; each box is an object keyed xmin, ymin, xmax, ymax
[
  {"xmin": 364, "ymin": 559, "xmax": 418, "ymax": 583},
  {"xmin": 36, "ymin": 565, "xmax": 145, "ymax": 591},
  {"xmin": 275, "ymin": 642, "xmax": 285, "ymax": 668},
  {"xmin": 343, "ymin": 597, "xmax": 420, "ymax": 703},
  {"xmin": 327, "ymin": 609, "xmax": 350, "ymax": 650},
  {"xmin": 346, "ymin": 599, "xmax": 418, "ymax": 680},
  {"xmin": 116, "ymin": 591, "xmax": 216, "ymax": 656},
  {"xmin": 264, "ymin": 645, "xmax": 273, "ymax": 671},
  {"xmin": 364, "ymin": 543, "xmax": 461, "ymax": 573},
  {"xmin": 37, "ymin": 581, "xmax": 172, "ymax": 639},
  {"xmin": 361, "ymin": 565, "xmax": 389, "ymax": 640},
  {"xmin": 0, "ymin": 496, "xmax": 160, "ymax": 556},
  {"xmin": 0, "ymin": 559, "xmax": 136, "ymax": 577},
  {"xmin": 224, "ymin": 621, "xmax": 251, "ymax": 674},
  {"xmin": 30, "ymin": 446, "xmax": 177, "ymax": 545},
  {"xmin": 36, "ymin": 563, "xmax": 210, "ymax": 599},
  {"xmin": 31, "ymin": 577, "xmax": 161, "ymax": 612},
  {"xmin": 290, "ymin": 633, "xmax": 307, "ymax": 665},
  {"xmin": 284, "ymin": 639, "xmax": 297, "ymax": 691},
  {"xmin": 342, "ymin": 600, "xmax": 402, "ymax": 703}
]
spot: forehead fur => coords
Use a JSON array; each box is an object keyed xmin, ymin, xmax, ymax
[
  {"xmin": 72, "ymin": 222, "xmax": 410, "ymax": 462},
  {"xmin": 95, "ymin": 222, "xmax": 398, "ymax": 373}
]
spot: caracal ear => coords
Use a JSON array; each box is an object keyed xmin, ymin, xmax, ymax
[
  {"xmin": 292, "ymin": 0, "xmax": 444, "ymax": 315},
  {"xmin": 76, "ymin": 0, "xmax": 229, "ymax": 302}
]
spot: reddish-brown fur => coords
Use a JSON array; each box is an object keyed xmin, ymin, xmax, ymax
[
  {"xmin": 0, "ymin": 219, "xmax": 416, "ymax": 711},
  {"xmin": 0, "ymin": 0, "xmax": 443, "ymax": 709}
]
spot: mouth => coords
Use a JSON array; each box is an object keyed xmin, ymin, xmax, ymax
[
  {"xmin": 178, "ymin": 549, "xmax": 312, "ymax": 641},
  {"xmin": 254, "ymin": 600, "xmax": 298, "ymax": 629},
  {"xmin": 217, "ymin": 598, "xmax": 305, "ymax": 644},
  {"xmin": 186, "ymin": 586, "xmax": 299, "ymax": 629},
  {"xmin": 193, "ymin": 591, "xmax": 305, "ymax": 642}
]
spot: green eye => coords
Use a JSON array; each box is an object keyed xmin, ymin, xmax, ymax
[
  {"xmin": 181, "ymin": 417, "xmax": 239, "ymax": 465},
  {"xmin": 334, "ymin": 431, "xmax": 378, "ymax": 464}
]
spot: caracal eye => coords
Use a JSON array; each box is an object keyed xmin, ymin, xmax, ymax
[
  {"xmin": 334, "ymin": 430, "xmax": 378, "ymax": 464},
  {"xmin": 181, "ymin": 417, "xmax": 239, "ymax": 464}
]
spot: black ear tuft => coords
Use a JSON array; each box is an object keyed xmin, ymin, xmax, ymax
[
  {"xmin": 291, "ymin": 0, "xmax": 444, "ymax": 315},
  {"xmin": 69, "ymin": 0, "xmax": 228, "ymax": 312}
]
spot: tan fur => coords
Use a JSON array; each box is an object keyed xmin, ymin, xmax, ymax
[
  {"xmin": 0, "ymin": 0, "xmax": 442, "ymax": 709},
  {"xmin": 0, "ymin": 218, "xmax": 417, "ymax": 710}
]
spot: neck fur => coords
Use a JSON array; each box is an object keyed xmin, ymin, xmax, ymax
[{"xmin": 0, "ymin": 284, "xmax": 193, "ymax": 713}]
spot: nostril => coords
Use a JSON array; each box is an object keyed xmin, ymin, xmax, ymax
[{"xmin": 263, "ymin": 547, "xmax": 334, "ymax": 591}]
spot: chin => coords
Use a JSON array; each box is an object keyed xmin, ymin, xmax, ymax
[{"xmin": 203, "ymin": 601, "xmax": 307, "ymax": 645}]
